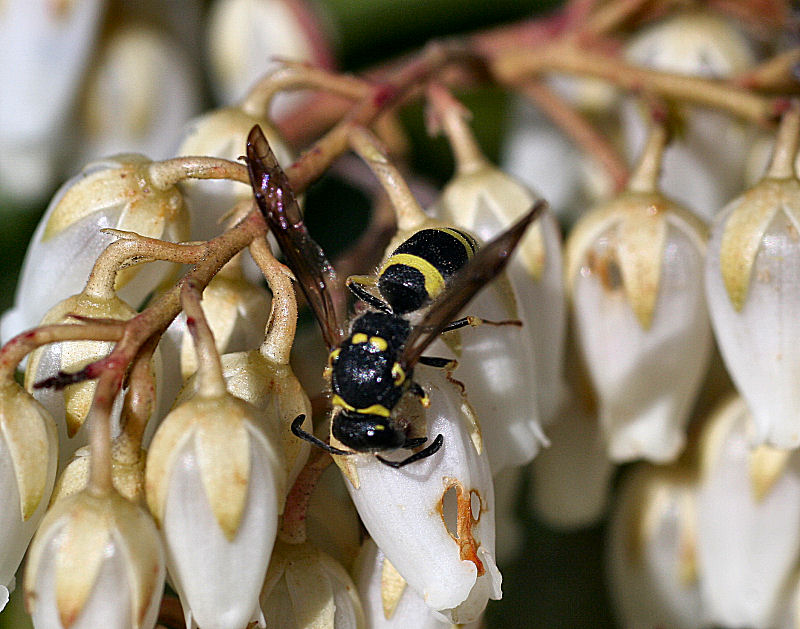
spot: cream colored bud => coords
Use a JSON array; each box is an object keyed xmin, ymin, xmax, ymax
[
  {"xmin": 566, "ymin": 189, "xmax": 710, "ymax": 462},
  {"xmin": 0, "ymin": 382, "xmax": 58, "ymax": 606},
  {"xmin": 25, "ymin": 292, "xmax": 136, "ymax": 469},
  {"xmin": 51, "ymin": 444, "xmax": 146, "ymax": 505},
  {"xmin": 622, "ymin": 11, "xmax": 757, "ymax": 220},
  {"xmin": 433, "ymin": 162, "xmax": 567, "ymax": 426},
  {"xmin": 146, "ymin": 391, "xmax": 285, "ymax": 629},
  {"xmin": 260, "ymin": 541, "xmax": 365, "ymax": 629},
  {"xmin": 24, "ymin": 489, "xmax": 165, "ymax": 629},
  {"xmin": 178, "ymin": 106, "xmax": 293, "ymax": 242},
  {"xmin": 1, "ymin": 156, "xmax": 189, "ymax": 343},
  {"xmin": 76, "ymin": 24, "xmax": 201, "ymax": 164}
]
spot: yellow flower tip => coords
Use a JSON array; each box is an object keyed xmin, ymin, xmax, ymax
[
  {"xmin": 380, "ymin": 558, "xmax": 406, "ymax": 620},
  {"xmin": 748, "ymin": 444, "xmax": 792, "ymax": 503}
]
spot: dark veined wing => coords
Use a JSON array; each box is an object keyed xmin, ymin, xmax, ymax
[
  {"xmin": 246, "ymin": 125, "xmax": 345, "ymax": 348},
  {"xmin": 400, "ymin": 198, "xmax": 548, "ymax": 369}
]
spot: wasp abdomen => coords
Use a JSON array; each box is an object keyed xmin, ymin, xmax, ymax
[{"xmin": 378, "ymin": 228, "xmax": 479, "ymax": 314}]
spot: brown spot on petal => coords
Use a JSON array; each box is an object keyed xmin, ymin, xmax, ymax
[
  {"xmin": 585, "ymin": 248, "xmax": 623, "ymax": 293},
  {"xmin": 440, "ymin": 478, "xmax": 485, "ymax": 576}
]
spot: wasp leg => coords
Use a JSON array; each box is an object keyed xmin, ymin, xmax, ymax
[
  {"xmin": 418, "ymin": 356, "xmax": 458, "ymax": 369},
  {"xmin": 403, "ymin": 436, "xmax": 428, "ymax": 448},
  {"xmin": 376, "ymin": 434, "xmax": 444, "ymax": 468},
  {"xmin": 409, "ymin": 381, "xmax": 432, "ymax": 407},
  {"xmin": 291, "ymin": 415, "xmax": 353, "ymax": 456},
  {"xmin": 346, "ymin": 276, "xmax": 392, "ymax": 313},
  {"xmin": 441, "ymin": 316, "xmax": 522, "ymax": 333}
]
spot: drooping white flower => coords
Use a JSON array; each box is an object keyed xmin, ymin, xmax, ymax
[
  {"xmin": 621, "ymin": 10, "xmax": 757, "ymax": 220},
  {"xmin": 1, "ymin": 156, "xmax": 189, "ymax": 344},
  {"xmin": 260, "ymin": 541, "xmax": 365, "ymax": 629},
  {"xmin": 146, "ymin": 389, "xmax": 285, "ymax": 629},
  {"xmin": 24, "ymin": 489, "xmax": 165, "ymax": 629},
  {"xmin": 334, "ymin": 367, "xmax": 500, "ymax": 625},
  {"xmin": 24, "ymin": 292, "xmax": 137, "ymax": 470},
  {"xmin": 705, "ymin": 107, "xmax": 800, "ymax": 448},
  {"xmin": 432, "ymin": 140, "xmax": 567, "ymax": 428},
  {"xmin": 0, "ymin": 381, "xmax": 58, "ymax": 610},
  {"xmin": 566, "ymin": 125, "xmax": 711, "ymax": 462},
  {"xmin": 695, "ymin": 395, "xmax": 800, "ymax": 628},
  {"xmin": 0, "ymin": 0, "xmax": 104, "ymax": 201},
  {"xmin": 206, "ymin": 0, "xmax": 334, "ymax": 115},
  {"xmin": 75, "ymin": 24, "xmax": 201, "ymax": 165},
  {"xmin": 354, "ymin": 538, "xmax": 482, "ymax": 629},
  {"xmin": 607, "ymin": 462, "xmax": 702, "ymax": 629}
]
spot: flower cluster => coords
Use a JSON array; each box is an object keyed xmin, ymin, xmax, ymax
[{"xmin": 1, "ymin": 1, "xmax": 799, "ymax": 628}]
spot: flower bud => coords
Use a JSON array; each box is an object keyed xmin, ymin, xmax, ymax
[
  {"xmin": 695, "ymin": 395, "xmax": 800, "ymax": 628},
  {"xmin": 566, "ymin": 178, "xmax": 710, "ymax": 463},
  {"xmin": 206, "ymin": 0, "xmax": 334, "ymax": 114},
  {"xmin": 355, "ymin": 538, "xmax": 482, "ymax": 629},
  {"xmin": 622, "ymin": 11, "xmax": 757, "ymax": 220},
  {"xmin": 261, "ymin": 541, "xmax": 365, "ymax": 628},
  {"xmin": 24, "ymin": 489, "xmax": 165, "ymax": 629},
  {"xmin": 433, "ymin": 161, "xmax": 567, "ymax": 427},
  {"xmin": 0, "ymin": 382, "xmax": 58, "ymax": 609},
  {"xmin": 145, "ymin": 390, "xmax": 285, "ymax": 629},
  {"xmin": 76, "ymin": 24, "xmax": 201, "ymax": 164},
  {"xmin": 24, "ymin": 292, "xmax": 137, "ymax": 469},
  {"xmin": 1, "ymin": 156, "xmax": 189, "ymax": 343},
  {"xmin": 178, "ymin": 106, "xmax": 294, "ymax": 242},
  {"xmin": 335, "ymin": 367, "xmax": 500, "ymax": 624},
  {"xmin": 0, "ymin": 0, "xmax": 104, "ymax": 201},
  {"xmin": 607, "ymin": 463, "xmax": 702, "ymax": 629},
  {"xmin": 705, "ymin": 117, "xmax": 800, "ymax": 447}
]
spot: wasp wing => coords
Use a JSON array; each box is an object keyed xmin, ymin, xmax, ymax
[
  {"xmin": 400, "ymin": 198, "xmax": 548, "ymax": 369},
  {"xmin": 246, "ymin": 125, "xmax": 345, "ymax": 348}
]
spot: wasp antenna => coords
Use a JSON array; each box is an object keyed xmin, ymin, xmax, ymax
[
  {"xmin": 290, "ymin": 415, "xmax": 353, "ymax": 457},
  {"xmin": 376, "ymin": 434, "xmax": 444, "ymax": 468}
]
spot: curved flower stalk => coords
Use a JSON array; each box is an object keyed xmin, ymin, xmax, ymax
[
  {"xmin": 260, "ymin": 541, "xmax": 365, "ymax": 629},
  {"xmin": 0, "ymin": 375, "xmax": 58, "ymax": 611},
  {"xmin": 335, "ymin": 367, "xmax": 500, "ymax": 625},
  {"xmin": 694, "ymin": 395, "xmax": 800, "ymax": 628},
  {"xmin": 428, "ymin": 85, "xmax": 567, "ymax": 427},
  {"xmin": 349, "ymin": 126, "xmax": 545, "ymax": 474},
  {"xmin": 705, "ymin": 106, "xmax": 800, "ymax": 448},
  {"xmin": 174, "ymin": 238, "xmax": 311, "ymax": 495},
  {"xmin": 566, "ymin": 123, "xmax": 711, "ymax": 463},
  {"xmin": 1, "ymin": 155, "xmax": 190, "ymax": 344},
  {"xmin": 354, "ymin": 538, "xmax": 482, "ymax": 629},
  {"xmin": 621, "ymin": 10, "xmax": 757, "ymax": 220},
  {"xmin": 0, "ymin": 0, "xmax": 104, "ymax": 201},
  {"xmin": 23, "ymin": 490, "xmax": 165, "ymax": 629},
  {"xmin": 206, "ymin": 0, "xmax": 335, "ymax": 114},
  {"xmin": 146, "ymin": 283, "xmax": 285, "ymax": 629},
  {"xmin": 76, "ymin": 24, "xmax": 201, "ymax": 165},
  {"xmin": 607, "ymin": 462, "xmax": 702, "ymax": 629}
]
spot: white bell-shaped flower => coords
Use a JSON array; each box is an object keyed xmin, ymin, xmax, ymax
[
  {"xmin": 355, "ymin": 538, "xmax": 482, "ymax": 629},
  {"xmin": 75, "ymin": 24, "xmax": 200, "ymax": 165},
  {"xmin": 695, "ymin": 395, "xmax": 800, "ymax": 628},
  {"xmin": 1, "ymin": 156, "xmax": 189, "ymax": 343},
  {"xmin": 430, "ymin": 92, "xmax": 567, "ymax": 427},
  {"xmin": 334, "ymin": 367, "xmax": 500, "ymax": 625},
  {"xmin": 146, "ymin": 288, "xmax": 285, "ymax": 629},
  {"xmin": 621, "ymin": 10, "xmax": 756, "ymax": 220},
  {"xmin": 206, "ymin": 0, "xmax": 334, "ymax": 115},
  {"xmin": 607, "ymin": 462, "xmax": 703, "ymax": 629},
  {"xmin": 24, "ymin": 489, "xmax": 165, "ymax": 629},
  {"xmin": 0, "ymin": 0, "xmax": 104, "ymax": 201},
  {"xmin": 24, "ymin": 292, "xmax": 137, "ymax": 468},
  {"xmin": 530, "ymin": 392, "xmax": 615, "ymax": 529},
  {"xmin": 260, "ymin": 541, "xmax": 365, "ymax": 628},
  {"xmin": 0, "ymin": 381, "xmax": 58, "ymax": 610},
  {"xmin": 566, "ymin": 124, "xmax": 710, "ymax": 462},
  {"xmin": 705, "ymin": 107, "xmax": 800, "ymax": 448},
  {"xmin": 177, "ymin": 105, "xmax": 293, "ymax": 242}
]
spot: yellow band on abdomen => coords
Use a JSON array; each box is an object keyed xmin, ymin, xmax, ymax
[{"xmin": 380, "ymin": 253, "xmax": 446, "ymax": 299}]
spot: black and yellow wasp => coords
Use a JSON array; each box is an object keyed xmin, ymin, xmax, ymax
[{"xmin": 246, "ymin": 125, "xmax": 546, "ymax": 468}]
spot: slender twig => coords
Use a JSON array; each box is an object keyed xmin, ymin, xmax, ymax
[{"xmin": 278, "ymin": 447, "xmax": 333, "ymax": 544}]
